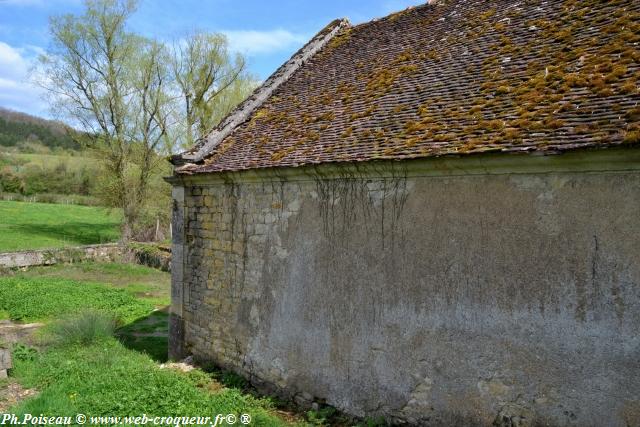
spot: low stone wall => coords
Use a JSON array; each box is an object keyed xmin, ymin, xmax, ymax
[{"xmin": 0, "ymin": 244, "xmax": 122, "ymax": 268}]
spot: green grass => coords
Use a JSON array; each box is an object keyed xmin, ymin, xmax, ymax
[
  {"xmin": 117, "ymin": 310, "xmax": 169, "ymax": 362},
  {"xmin": 18, "ymin": 262, "xmax": 171, "ymax": 307},
  {"xmin": 2, "ymin": 262, "xmax": 171, "ymax": 362},
  {"xmin": 11, "ymin": 339, "xmax": 292, "ymax": 426},
  {"xmin": 45, "ymin": 310, "xmax": 117, "ymax": 346},
  {"xmin": 0, "ymin": 276, "xmax": 154, "ymax": 324},
  {"xmin": 0, "ymin": 262, "xmax": 170, "ymax": 321},
  {"xmin": 1, "ymin": 152, "xmax": 97, "ymax": 172},
  {"xmin": 0, "ymin": 200, "xmax": 120, "ymax": 252},
  {"xmin": 2, "ymin": 261, "xmax": 297, "ymax": 425}
]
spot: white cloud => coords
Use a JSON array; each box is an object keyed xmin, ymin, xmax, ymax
[
  {"xmin": 221, "ymin": 29, "xmax": 308, "ymax": 55},
  {"xmin": 0, "ymin": 41, "xmax": 29, "ymax": 74},
  {"xmin": 0, "ymin": 41, "xmax": 48, "ymax": 115}
]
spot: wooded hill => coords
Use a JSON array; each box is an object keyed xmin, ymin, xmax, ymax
[{"xmin": 0, "ymin": 107, "xmax": 80, "ymax": 150}]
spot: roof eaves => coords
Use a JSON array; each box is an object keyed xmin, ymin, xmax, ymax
[{"xmin": 172, "ymin": 17, "xmax": 352, "ymax": 168}]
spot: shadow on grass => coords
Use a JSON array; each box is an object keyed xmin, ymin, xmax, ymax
[
  {"xmin": 10, "ymin": 222, "xmax": 119, "ymax": 246},
  {"xmin": 117, "ymin": 308, "xmax": 169, "ymax": 363}
]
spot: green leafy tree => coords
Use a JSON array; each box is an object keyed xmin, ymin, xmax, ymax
[
  {"xmin": 37, "ymin": 0, "xmax": 171, "ymax": 239},
  {"xmin": 37, "ymin": 0, "xmax": 254, "ymax": 240},
  {"xmin": 171, "ymin": 32, "xmax": 257, "ymax": 148}
]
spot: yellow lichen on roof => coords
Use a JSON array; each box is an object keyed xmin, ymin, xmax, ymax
[{"xmin": 186, "ymin": 0, "xmax": 640, "ymax": 174}]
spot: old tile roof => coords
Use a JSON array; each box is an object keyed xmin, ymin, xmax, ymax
[{"xmin": 174, "ymin": 0, "xmax": 640, "ymax": 174}]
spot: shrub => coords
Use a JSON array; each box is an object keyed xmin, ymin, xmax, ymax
[
  {"xmin": 45, "ymin": 310, "xmax": 117, "ymax": 346},
  {"xmin": 201, "ymin": 364, "xmax": 249, "ymax": 390}
]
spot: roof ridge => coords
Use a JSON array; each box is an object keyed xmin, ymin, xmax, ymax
[{"xmin": 172, "ymin": 18, "xmax": 351, "ymax": 167}]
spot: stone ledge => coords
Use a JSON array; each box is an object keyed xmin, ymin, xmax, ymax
[{"xmin": 0, "ymin": 243, "xmax": 122, "ymax": 268}]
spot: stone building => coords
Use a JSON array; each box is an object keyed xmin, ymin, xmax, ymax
[{"xmin": 168, "ymin": 1, "xmax": 640, "ymax": 425}]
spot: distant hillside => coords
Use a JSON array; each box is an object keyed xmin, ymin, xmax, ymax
[{"xmin": 0, "ymin": 107, "xmax": 80, "ymax": 151}]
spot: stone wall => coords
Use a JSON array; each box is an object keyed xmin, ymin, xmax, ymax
[
  {"xmin": 0, "ymin": 244, "xmax": 122, "ymax": 268},
  {"xmin": 170, "ymin": 149, "xmax": 640, "ymax": 427}
]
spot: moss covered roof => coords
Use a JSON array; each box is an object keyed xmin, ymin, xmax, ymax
[{"xmin": 177, "ymin": 0, "xmax": 640, "ymax": 174}]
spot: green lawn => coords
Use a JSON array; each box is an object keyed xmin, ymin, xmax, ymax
[
  {"xmin": 12, "ymin": 262, "xmax": 172, "ymax": 362},
  {"xmin": 1, "ymin": 152, "xmax": 98, "ymax": 172},
  {"xmin": 0, "ymin": 262, "xmax": 170, "ymax": 360},
  {"xmin": 0, "ymin": 261, "xmax": 303, "ymax": 425},
  {"xmin": 17, "ymin": 262, "xmax": 170, "ymax": 307},
  {"xmin": 12, "ymin": 339, "xmax": 291, "ymax": 426},
  {"xmin": 0, "ymin": 200, "xmax": 120, "ymax": 252},
  {"xmin": 0, "ymin": 277, "xmax": 155, "ymax": 324}
]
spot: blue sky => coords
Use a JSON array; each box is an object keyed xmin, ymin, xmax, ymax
[{"xmin": 0, "ymin": 0, "xmax": 424, "ymax": 118}]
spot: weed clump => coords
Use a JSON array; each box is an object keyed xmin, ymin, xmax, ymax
[{"xmin": 45, "ymin": 310, "xmax": 117, "ymax": 346}]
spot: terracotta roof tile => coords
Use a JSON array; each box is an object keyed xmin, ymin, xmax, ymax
[{"xmin": 178, "ymin": 0, "xmax": 640, "ymax": 174}]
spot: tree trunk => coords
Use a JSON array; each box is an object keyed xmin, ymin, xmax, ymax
[{"xmin": 121, "ymin": 205, "xmax": 138, "ymax": 242}]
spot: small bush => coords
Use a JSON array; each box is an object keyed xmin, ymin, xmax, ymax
[
  {"xmin": 46, "ymin": 310, "xmax": 117, "ymax": 346},
  {"xmin": 200, "ymin": 364, "xmax": 249, "ymax": 390}
]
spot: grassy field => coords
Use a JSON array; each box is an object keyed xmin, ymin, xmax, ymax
[
  {"xmin": 12, "ymin": 262, "xmax": 172, "ymax": 361},
  {"xmin": 0, "ymin": 200, "xmax": 120, "ymax": 252},
  {"xmin": 0, "ymin": 261, "xmax": 301, "ymax": 425},
  {"xmin": 0, "ymin": 262, "xmax": 170, "ymax": 359},
  {"xmin": 0, "ymin": 151, "xmax": 97, "ymax": 172},
  {"xmin": 0, "ymin": 276, "xmax": 154, "ymax": 323},
  {"xmin": 16, "ymin": 262, "xmax": 171, "ymax": 306}
]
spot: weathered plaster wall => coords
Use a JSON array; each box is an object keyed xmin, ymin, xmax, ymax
[{"xmin": 170, "ymin": 152, "xmax": 640, "ymax": 426}]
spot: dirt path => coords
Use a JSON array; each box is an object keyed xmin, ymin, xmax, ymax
[{"xmin": 0, "ymin": 381, "xmax": 36, "ymax": 412}]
